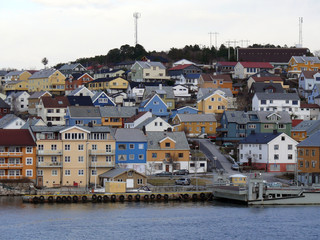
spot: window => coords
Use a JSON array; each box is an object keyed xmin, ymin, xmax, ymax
[
  {"xmin": 138, "ymin": 154, "xmax": 144, "ymax": 160},
  {"xmin": 38, "ymin": 156, "xmax": 43, "ymax": 162},
  {"xmin": 129, "ymin": 144, "xmax": 134, "ymax": 149},
  {"xmin": 37, "ymin": 170, "xmax": 43, "ymax": 176},
  {"xmin": 312, "ymin": 150, "xmax": 316, "ymax": 156},
  {"xmin": 211, "ymin": 97, "xmax": 215, "ymax": 101},
  {"xmin": 165, "ymin": 142, "xmax": 171, "ymax": 147},
  {"xmin": 288, "ymin": 145, "xmax": 292, "ymax": 150},
  {"xmin": 261, "ymin": 100, "xmax": 266, "ymax": 105},
  {"xmin": 51, "ymin": 156, "xmax": 57, "ymax": 163},
  {"xmin": 278, "ymin": 124, "xmax": 285, "ymax": 129},
  {"xmin": 26, "ymin": 169, "xmax": 33, "ymax": 177},
  {"xmin": 165, "ymin": 153, "xmax": 171, "ymax": 158},
  {"xmin": 137, "ymin": 179, "xmax": 143, "ymax": 185},
  {"xmin": 292, "ymin": 100, "xmax": 298, "ymax": 105},
  {"xmin": 92, "ymin": 144, "xmax": 97, "ymax": 150},
  {"xmin": 92, "ymin": 170, "xmax": 97, "ymax": 176},
  {"xmin": 218, "ymin": 97, "xmax": 222, "ymax": 102},
  {"xmin": 26, "ymin": 158, "xmax": 33, "ymax": 165},
  {"xmin": 65, "ymin": 170, "xmax": 71, "ymax": 176},
  {"xmin": 65, "ymin": 156, "xmax": 71, "ymax": 162},
  {"xmin": 178, "ymin": 153, "xmax": 183, "ymax": 158},
  {"xmin": 106, "ymin": 145, "xmax": 111, "ymax": 152},
  {"xmin": 118, "ymin": 155, "xmax": 127, "ymax": 161},
  {"xmin": 288, "ymin": 154, "xmax": 293, "ymax": 160},
  {"xmin": 299, "ymin": 161, "xmax": 303, "ymax": 168},
  {"xmin": 200, "ymin": 163, "xmax": 205, "ymax": 167},
  {"xmin": 306, "ymin": 161, "xmax": 309, "ymax": 168},
  {"xmin": 281, "ymin": 136, "xmax": 285, "ymax": 141},
  {"xmin": 26, "ymin": 146, "xmax": 33, "ymax": 153},
  {"xmin": 106, "ymin": 156, "xmax": 112, "ymax": 162},
  {"xmin": 119, "ymin": 144, "xmax": 126, "ymax": 150},
  {"xmin": 274, "ymin": 145, "xmax": 279, "ymax": 150},
  {"xmin": 152, "ymin": 153, "xmax": 157, "ymax": 158},
  {"xmin": 274, "ymin": 154, "xmax": 279, "ymax": 160},
  {"xmin": 312, "ymin": 161, "xmax": 316, "ymax": 168},
  {"xmin": 65, "ymin": 144, "xmax": 70, "ymax": 151},
  {"xmin": 51, "ymin": 144, "xmax": 57, "ymax": 151},
  {"xmin": 78, "ymin": 156, "xmax": 84, "ymax": 162},
  {"xmin": 138, "ymin": 144, "xmax": 144, "ymax": 149},
  {"xmin": 78, "ymin": 144, "xmax": 84, "ymax": 151},
  {"xmin": 306, "ymin": 150, "xmax": 309, "ymax": 156},
  {"xmin": 78, "ymin": 170, "xmax": 84, "ymax": 176},
  {"xmin": 38, "ymin": 145, "xmax": 44, "ymax": 151},
  {"xmin": 259, "ymin": 154, "xmax": 262, "ymax": 160}
]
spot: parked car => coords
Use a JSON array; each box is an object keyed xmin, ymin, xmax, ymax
[
  {"xmin": 155, "ymin": 171, "xmax": 172, "ymax": 177},
  {"xmin": 173, "ymin": 169, "xmax": 189, "ymax": 175},
  {"xmin": 175, "ymin": 178, "xmax": 191, "ymax": 185},
  {"xmin": 231, "ymin": 163, "xmax": 239, "ymax": 171}
]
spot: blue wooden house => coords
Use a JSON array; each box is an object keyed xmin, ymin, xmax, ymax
[
  {"xmin": 139, "ymin": 94, "xmax": 169, "ymax": 117},
  {"xmin": 65, "ymin": 106, "xmax": 102, "ymax": 126},
  {"xmin": 170, "ymin": 106, "xmax": 198, "ymax": 120},
  {"xmin": 91, "ymin": 91, "xmax": 116, "ymax": 107},
  {"xmin": 115, "ymin": 129, "xmax": 147, "ymax": 169}
]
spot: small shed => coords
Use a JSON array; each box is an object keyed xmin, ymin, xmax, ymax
[
  {"xmin": 99, "ymin": 168, "xmax": 147, "ymax": 189},
  {"xmin": 229, "ymin": 174, "xmax": 247, "ymax": 186}
]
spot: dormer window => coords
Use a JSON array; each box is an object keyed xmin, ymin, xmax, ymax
[{"xmin": 165, "ymin": 142, "xmax": 171, "ymax": 148}]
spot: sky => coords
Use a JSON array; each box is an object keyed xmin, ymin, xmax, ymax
[{"xmin": 0, "ymin": 0, "xmax": 319, "ymax": 70}]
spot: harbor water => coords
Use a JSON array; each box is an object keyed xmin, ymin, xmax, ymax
[{"xmin": 0, "ymin": 197, "xmax": 319, "ymax": 240}]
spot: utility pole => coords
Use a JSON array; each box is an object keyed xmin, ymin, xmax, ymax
[
  {"xmin": 225, "ymin": 40, "xmax": 237, "ymax": 60},
  {"xmin": 299, "ymin": 17, "xmax": 303, "ymax": 47},
  {"xmin": 133, "ymin": 12, "xmax": 141, "ymax": 46},
  {"xmin": 209, "ymin": 32, "xmax": 219, "ymax": 49},
  {"xmin": 239, "ymin": 40, "xmax": 250, "ymax": 48}
]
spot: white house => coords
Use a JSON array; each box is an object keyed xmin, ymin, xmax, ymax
[
  {"xmin": 233, "ymin": 62, "xmax": 274, "ymax": 79},
  {"xmin": 239, "ymin": 132, "xmax": 297, "ymax": 172},
  {"xmin": 0, "ymin": 114, "xmax": 26, "ymax": 129},
  {"xmin": 6, "ymin": 91, "xmax": 30, "ymax": 113},
  {"xmin": 172, "ymin": 59, "xmax": 195, "ymax": 67},
  {"xmin": 299, "ymin": 103, "xmax": 320, "ymax": 120},
  {"xmin": 252, "ymin": 92, "xmax": 301, "ymax": 118},
  {"xmin": 124, "ymin": 111, "xmax": 153, "ymax": 129},
  {"xmin": 308, "ymin": 84, "xmax": 320, "ymax": 104},
  {"xmin": 299, "ymin": 71, "xmax": 320, "ymax": 99},
  {"xmin": 173, "ymin": 85, "xmax": 191, "ymax": 100},
  {"xmin": 67, "ymin": 86, "xmax": 94, "ymax": 97}
]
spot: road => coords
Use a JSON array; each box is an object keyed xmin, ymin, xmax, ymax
[{"xmin": 198, "ymin": 139, "xmax": 239, "ymax": 175}]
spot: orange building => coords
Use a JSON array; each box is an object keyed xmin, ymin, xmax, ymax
[
  {"xmin": 0, "ymin": 129, "xmax": 37, "ymax": 181},
  {"xmin": 198, "ymin": 74, "xmax": 236, "ymax": 94}
]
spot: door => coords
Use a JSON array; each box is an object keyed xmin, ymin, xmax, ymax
[
  {"xmin": 166, "ymin": 164, "xmax": 170, "ymax": 172},
  {"xmin": 126, "ymin": 179, "xmax": 134, "ymax": 188},
  {"xmin": 201, "ymin": 127, "xmax": 205, "ymax": 134},
  {"xmin": 37, "ymin": 176, "xmax": 43, "ymax": 187}
]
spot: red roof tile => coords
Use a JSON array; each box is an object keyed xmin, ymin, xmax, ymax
[
  {"xmin": 252, "ymin": 76, "xmax": 283, "ymax": 82},
  {"xmin": 217, "ymin": 62, "xmax": 237, "ymax": 66},
  {"xmin": 291, "ymin": 119, "xmax": 303, "ymax": 127},
  {"xmin": 201, "ymin": 74, "xmax": 232, "ymax": 82},
  {"xmin": 240, "ymin": 62, "xmax": 274, "ymax": 69},
  {"xmin": 168, "ymin": 64, "xmax": 193, "ymax": 71},
  {"xmin": 124, "ymin": 111, "xmax": 148, "ymax": 123},
  {"xmin": 302, "ymin": 71, "xmax": 319, "ymax": 79},
  {"xmin": 300, "ymin": 103, "xmax": 320, "ymax": 109},
  {"xmin": 0, "ymin": 129, "xmax": 36, "ymax": 146},
  {"xmin": 41, "ymin": 96, "xmax": 70, "ymax": 108}
]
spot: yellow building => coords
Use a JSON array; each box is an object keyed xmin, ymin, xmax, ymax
[
  {"xmin": 287, "ymin": 56, "xmax": 320, "ymax": 78},
  {"xmin": 100, "ymin": 106, "xmax": 138, "ymax": 128},
  {"xmin": 87, "ymin": 77, "xmax": 128, "ymax": 92},
  {"xmin": 172, "ymin": 113, "xmax": 217, "ymax": 137},
  {"xmin": 32, "ymin": 125, "xmax": 116, "ymax": 188},
  {"xmin": 197, "ymin": 89, "xmax": 231, "ymax": 114},
  {"xmin": 4, "ymin": 80, "xmax": 29, "ymax": 94},
  {"xmin": 28, "ymin": 69, "xmax": 66, "ymax": 95},
  {"xmin": 4, "ymin": 70, "xmax": 32, "ymax": 82},
  {"xmin": 229, "ymin": 174, "xmax": 247, "ymax": 186}
]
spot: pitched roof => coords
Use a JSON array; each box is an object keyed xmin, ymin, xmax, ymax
[
  {"xmin": 185, "ymin": 73, "xmax": 201, "ymax": 79},
  {"xmin": 239, "ymin": 62, "xmax": 274, "ymax": 68},
  {"xmin": 240, "ymin": 132, "xmax": 281, "ymax": 144},
  {"xmin": 300, "ymin": 103, "xmax": 320, "ymax": 109},
  {"xmin": 59, "ymin": 63, "xmax": 85, "ymax": 71},
  {"xmin": 68, "ymin": 106, "xmax": 101, "ymax": 118},
  {"xmin": 298, "ymin": 130, "xmax": 320, "ymax": 147},
  {"xmin": 134, "ymin": 116, "xmax": 158, "ymax": 130},
  {"xmin": 301, "ymin": 71, "xmax": 319, "ymax": 79},
  {"xmin": 99, "ymin": 168, "xmax": 145, "ymax": 178},
  {"xmin": 124, "ymin": 111, "xmax": 148, "ymax": 123},
  {"xmin": 177, "ymin": 114, "xmax": 216, "ymax": 122},
  {"xmin": 99, "ymin": 106, "xmax": 137, "ymax": 118},
  {"xmin": 292, "ymin": 119, "xmax": 303, "ymax": 127},
  {"xmin": 66, "ymin": 96, "xmax": 93, "ymax": 106},
  {"xmin": 292, "ymin": 120, "xmax": 320, "ymax": 136},
  {"xmin": 254, "ymin": 92, "xmax": 300, "ymax": 100},
  {"xmin": 89, "ymin": 76, "xmax": 119, "ymax": 83},
  {"xmin": 251, "ymin": 82, "xmax": 284, "ymax": 93},
  {"xmin": 115, "ymin": 128, "xmax": 147, "ymax": 142},
  {"xmin": 168, "ymin": 64, "xmax": 193, "ymax": 71},
  {"xmin": 144, "ymin": 86, "xmax": 175, "ymax": 99},
  {"xmin": 67, "ymin": 87, "xmax": 93, "ymax": 96},
  {"xmin": 29, "ymin": 69, "xmax": 58, "ymax": 79},
  {"xmin": 0, "ymin": 98, "xmax": 10, "ymax": 109},
  {"xmin": 251, "ymin": 76, "xmax": 283, "ymax": 82},
  {"xmin": 293, "ymin": 56, "xmax": 320, "ymax": 64},
  {"xmin": 0, "ymin": 129, "xmax": 36, "ymax": 146},
  {"xmin": 0, "ymin": 114, "xmax": 21, "ymax": 128},
  {"xmin": 4, "ymin": 71, "xmax": 25, "ymax": 77},
  {"xmin": 146, "ymin": 131, "xmax": 189, "ymax": 150},
  {"xmin": 197, "ymin": 88, "xmax": 233, "ymax": 101},
  {"xmin": 29, "ymin": 91, "xmax": 51, "ymax": 99},
  {"xmin": 41, "ymin": 96, "xmax": 70, "ymax": 108},
  {"xmin": 216, "ymin": 61, "xmax": 238, "ymax": 66},
  {"xmin": 256, "ymin": 111, "xmax": 291, "ymax": 123},
  {"xmin": 224, "ymin": 111, "xmax": 291, "ymax": 124},
  {"xmin": 134, "ymin": 61, "xmax": 166, "ymax": 70}
]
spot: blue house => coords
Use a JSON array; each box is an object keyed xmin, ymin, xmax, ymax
[
  {"xmin": 115, "ymin": 129, "xmax": 147, "ymax": 171},
  {"xmin": 170, "ymin": 106, "xmax": 198, "ymax": 120},
  {"xmin": 65, "ymin": 106, "xmax": 102, "ymax": 126},
  {"xmin": 91, "ymin": 91, "xmax": 116, "ymax": 107},
  {"xmin": 139, "ymin": 94, "xmax": 169, "ymax": 117},
  {"xmin": 67, "ymin": 96, "xmax": 93, "ymax": 106}
]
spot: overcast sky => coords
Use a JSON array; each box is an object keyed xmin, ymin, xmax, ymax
[{"xmin": 1, "ymin": 0, "xmax": 319, "ymax": 70}]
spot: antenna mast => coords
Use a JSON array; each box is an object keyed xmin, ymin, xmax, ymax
[
  {"xmin": 133, "ymin": 12, "xmax": 141, "ymax": 46},
  {"xmin": 299, "ymin": 17, "xmax": 303, "ymax": 47}
]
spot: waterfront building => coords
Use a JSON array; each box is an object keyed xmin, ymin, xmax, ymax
[{"xmin": 0, "ymin": 129, "xmax": 37, "ymax": 181}]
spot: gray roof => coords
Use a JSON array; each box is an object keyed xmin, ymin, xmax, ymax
[
  {"xmin": 254, "ymin": 92, "xmax": 300, "ymax": 100},
  {"xmin": 59, "ymin": 63, "xmax": 84, "ymax": 71},
  {"xmin": 29, "ymin": 69, "xmax": 58, "ymax": 79},
  {"xmin": 251, "ymin": 82, "xmax": 284, "ymax": 93},
  {"xmin": 298, "ymin": 130, "xmax": 320, "ymax": 147},
  {"xmin": 29, "ymin": 91, "xmax": 50, "ymax": 99},
  {"xmin": 99, "ymin": 168, "xmax": 145, "ymax": 178},
  {"xmin": 4, "ymin": 71, "xmax": 25, "ymax": 77},
  {"xmin": 99, "ymin": 106, "xmax": 137, "ymax": 118},
  {"xmin": 68, "ymin": 106, "xmax": 101, "ymax": 118},
  {"xmin": 21, "ymin": 118, "xmax": 44, "ymax": 129},
  {"xmin": 67, "ymin": 87, "xmax": 92, "ymax": 96},
  {"xmin": 225, "ymin": 111, "xmax": 291, "ymax": 124},
  {"xmin": 146, "ymin": 131, "xmax": 189, "ymax": 150},
  {"xmin": 0, "ymin": 98, "xmax": 10, "ymax": 108},
  {"xmin": 293, "ymin": 120, "xmax": 320, "ymax": 136},
  {"xmin": 30, "ymin": 125, "xmax": 114, "ymax": 134},
  {"xmin": 293, "ymin": 56, "xmax": 320, "ymax": 64},
  {"xmin": 115, "ymin": 128, "xmax": 147, "ymax": 142},
  {"xmin": 197, "ymin": 88, "xmax": 233, "ymax": 101},
  {"xmin": 135, "ymin": 116, "xmax": 157, "ymax": 130},
  {"xmin": 135, "ymin": 61, "xmax": 166, "ymax": 70},
  {"xmin": 144, "ymin": 86, "xmax": 175, "ymax": 99},
  {"xmin": 177, "ymin": 113, "xmax": 216, "ymax": 122},
  {"xmin": 0, "ymin": 114, "xmax": 20, "ymax": 128}
]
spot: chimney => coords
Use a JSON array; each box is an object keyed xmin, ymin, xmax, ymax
[
  {"xmin": 159, "ymin": 84, "xmax": 162, "ymax": 90},
  {"xmin": 135, "ymin": 109, "xmax": 139, "ymax": 115},
  {"xmin": 273, "ymin": 129, "xmax": 278, "ymax": 135}
]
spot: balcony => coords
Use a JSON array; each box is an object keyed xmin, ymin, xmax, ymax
[
  {"xmin": 0, "ymin": 175, "xmax": 23, "ymax": 179},
  {"xmin": 89, "ymin": 162, "xmax": 115, "ymax": 168},
  {"xmin": 37, "ymin": 162, "xmax": 62, "ymax": 167},
  {"xmin": 37, "ymin": 150, "xmax": 63, "ymax": 156},
  {"xmin": 0, "ymin": 152, "xmax": 23, "ymax": 157},
  {"xmin": 89, "ymin": 150, "xmax": 115, "ymax": 156},
  {"xmin": 0, "ymin": 164, "xmax": 23, "ymax": 169}
]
